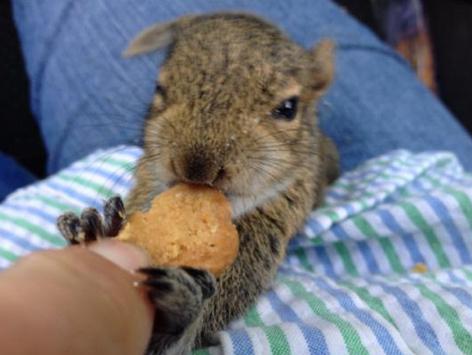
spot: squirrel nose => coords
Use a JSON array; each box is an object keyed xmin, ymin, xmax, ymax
[{"xmin": 172, "ymin": 154, "xmax": 226, "ymax": 186}]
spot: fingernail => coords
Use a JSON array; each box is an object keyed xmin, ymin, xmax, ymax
[{"xmin": 89, "ymin": 240, "xmax": 150, "ymax": 271}]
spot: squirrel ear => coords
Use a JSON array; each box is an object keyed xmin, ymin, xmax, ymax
[
  {"xmin": 123, "ymin": 21, "xmax": 176, "ymax": 57},
  {"xmin": 309, "ymin": 39, "xmax": 335, "ymax": 95},
  {"xmin": 124, "ymin": 16, "xmax": 197, "ymax": 57}
]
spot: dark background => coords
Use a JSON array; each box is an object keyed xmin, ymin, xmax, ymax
[
  {"xmin": 1, "ymin": 0, "xmax": 471, "ymax": 178},
  {"xmin": 0, "ymin": 0, "xmax": 47, "ymax": 177}
]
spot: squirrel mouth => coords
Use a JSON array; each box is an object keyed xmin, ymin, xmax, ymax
[{"xmin": 167, "ymin": 179, "xmax": 230, "ymax": 194}]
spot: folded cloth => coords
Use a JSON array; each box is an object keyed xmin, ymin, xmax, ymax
[{"xmin": 1, "ymin": 146, "xmax": 472, "ymax": 354}]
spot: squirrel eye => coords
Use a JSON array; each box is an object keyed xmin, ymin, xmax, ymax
[{"xmin": 271, "ymin": 97, "xmax": 299, "ymax": 121}]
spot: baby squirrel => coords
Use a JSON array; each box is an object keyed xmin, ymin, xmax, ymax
[{"xmin": 57, "ymin": 12, "xmax": 339, "ymax": 355}]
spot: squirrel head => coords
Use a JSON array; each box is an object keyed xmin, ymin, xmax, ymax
[{"xmin": 126, "ymin": 13, "xmax": 334, "ymax": 216}]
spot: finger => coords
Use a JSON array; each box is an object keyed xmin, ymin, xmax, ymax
[
  {"xmin": 88, "ymin": 239, "xmax": 150, "ymax": 272},
  {"xmin": 0, "ymin": 244, "xmax": 153, "ymax": 355}
]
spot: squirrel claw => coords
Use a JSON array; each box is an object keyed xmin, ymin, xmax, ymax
[{"xmin": 56, "ymin": 196, "xmax": 126, "ymax": 244}]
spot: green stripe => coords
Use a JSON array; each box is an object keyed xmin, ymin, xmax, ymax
[
  {"xmin": 352, "ymin": 217, "xmax": 405, "ymax": 273},
  {"xmin": 311, "ymin": 208, "xmax": 340, "ymax": 233},
  {"xmin": 0, "ymin": 211, "xmax": 65, "ymax": 247},
  {"xmin": 462, "ymin": 268, "xmax": 472, "ymax": 282},
  {"xmin": 359, "ymin": 195, "xmax": 375, "ymax": 208},
  {"xmin": 400, "ymin": 202, "xmax": 450, "ymax": 268},
  {"xmin": 326, "ymin": 210, "xmax": 340, "ymax": 221},
  {"xmin": 417, "ymin": 284, "xmax": 472, "ymax": 354},
  {"xmin": 244, "ymin": 306, "xmax": 292, "ymax": 354},
  {"xmin": 341, "ymin": 281, "xmax": 396, "ymax": 326},
  {"xmin": 334, "ymin": 160, "xmax": 398, "ymax": 192},
  {"xmin": 244, "ymin": 305, "xmax": 264, "ymax": 327},
  {"xmin": 332, "ymin": 181, "xmax": 354, "ymax": 191},
  {"xmin": 452, "ymin": 268, "xmax": 469, "ymax": 284},
  {"xmin": 58, "ymin": 174, "xmax": 114, "ymax": 199},
  {"xmin": 264, "ymin": 325, "xmax": 291, "ymax": 355},
  {"xmin": 377, "ymin": 238, "xmax": 406, "ymax": 273},
  {"xmin": 333, "ymin": 158, "xmax": 391, "ymax": 191},
  {"xmin": 444, "ymin": 188, "xmax": 472, "ymax": 230},
  {"xmin": 334, "ymin": 242, "xmax": 359, "ymax": 276},
  {"xmin": 283, "ymin": 278, "xmax": 368, "ymax": 355},
  {"xmin": 192, "ymin": 349, "xmax": 210, "ymax": 355},
  {"xmin": 0, "ymin": 246, "xmax": 18, "ymax": 262},
  {"xmin": 293, "ymin": 247, "xmax": 314, "ymax": 271},
  {"xmin": 423, "ymin": 175, "xmax": 443, "ymax": 189},
  {"xmin": 36, "ymin": 195, "xmax": 81, "ymax": 214},
  {"xmin": 425, "ymin": 175, "xmax": 472, "ymax": 229},
  {"xmin": 99, "ymin": 156, "xmax": 135, "ymax": 170},
  {"xmin": 396, "ymin": 186, "xmax": 410, "ymax": 198},
  {"xmin": 434, "ymin": 156, "xmax": 452, "ymax": 168}
]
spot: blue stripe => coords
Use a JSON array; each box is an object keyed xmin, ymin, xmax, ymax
[
  {"xmin": 65, "ymin": 148, "xmax": 139, "ymax": 180},
  {"xmin": 114, "ymin": 146, "xmax": 142, "ymax": 160},
  {"xmin": 440, "ymin": 170, "xmax": 472, "ymax": 187},
  {"xmin": 305, "ymin": 217, "xmax": 325, "ymax": 237},
  {"xmin": 332, "ymin": 157, "xmax": 413, "ymax": 200},
  {"xmin": 330, "ymin": 223, "xmax": 350, "ymax": 241},
  {"xmin": 229, "ymin": 329, "xmax": 255, "ymax": 355},
  {"xmin": 266, "ymin": 290, "xmax": 299, "ymax": 322},
  {"xmin": 332, "ymin": 179, "xmax": 394, "ymax": 200},
  {"xmin": 66, "ymin": 158, "xmax": 132, "ymax": 176},
  {"xmin": 46, "ymin": 181, "xmax": 103, "ymax": 210},
  {"xmin": 341, "ymin": 158, "xmax": 391, "ymax": 182},
  {"xmin": 314, "ymin": 278, "xmax": 403, "ymax": 355},
  {"xmin": 4, "ymin": 202, "xmax": 58, "ymax": 224},
  {"xmin": 447, "ymin": 271, "xmax": 465, "ymax": 285},
  {"xmin": 298, "ymin": 324, "xmax": 331, "ymax": 355},
  {"xmin": 422, "ymin": 195, "xmax": 472, "ymax": 264},
  {"xmin": 344, "ymin": 203, "xmax": 358, "ymax": 215},
  {"xmin": 441, "ymin": 286, "xmax": 472, "ymax": 311},
  {"xmin": 61, "ymin": 166, "xmax": 134, "ymax": 191},
  {"xmin": 266, "ymin": 289, "xmax": 329, "ymax": 354},
  {"xmin": 314, "ymin": 246, "xmax": 336, "ymax": 278},
  {"xmin": 52, "ymin": 149, "xmax": 139, "ymax": 201},
  {"xmin": 378, "ymin": 209, "xmax": 426, "ymax": 264},
  {"xmin": 357, "ymin": 240, "xmax": 381, "ymax": 274},
  {"xmin": 330, "ymin": 223, "xmax": 381, "ymax": 274},
  {"xmin": 304, "ymin": 247, "xmax": 320, "ymax": 272},
  {"xmin": 326, "ymin": 188, "xmax": 345, "ymax": 201},
  {"xmin": 287, "ymin": 235, "xmax": 302, "ymax": 252},
  {"xmin": 306, "ymin": 205, "xmax": 359, "ymax": 241},
  {"xmin": 84, "ymin": 146, "xmax": 142, "ymax": 163},
  {"xmin": 375, "ymin": 282, "xmax": 446, "ymax": 355},
  {"xmin": 411, "ymin": 178, "xmax": 472, "ymax": 257},
  {"xmin": 0, "ymin": 226, "xmax": 51, "ymax": 252}
]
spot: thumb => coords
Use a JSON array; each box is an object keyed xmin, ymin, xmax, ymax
[{"xmin": 0, "ymin": 241, "xmax": 154, "ymax": 355}]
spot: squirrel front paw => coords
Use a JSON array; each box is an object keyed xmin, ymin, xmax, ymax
[
  {"xmin": 138, "ymin": 266, "xmax": 216, "ymax": 335},
  {"xmin": 56, "ymin": 196, "xmax": 126, "ymax": 244}
]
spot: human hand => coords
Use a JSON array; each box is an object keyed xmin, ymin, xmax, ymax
[{"xmin": 0, "ymin": 241, "xmax": 153, "ymax": 355}]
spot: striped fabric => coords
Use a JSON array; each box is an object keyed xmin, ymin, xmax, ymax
[{"xmin": 1, "ymin": 146, "xmax": 472, "ymax": 354}]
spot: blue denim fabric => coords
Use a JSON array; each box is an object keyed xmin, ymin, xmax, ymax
[
  {"xmin": 0, "ymin": 153, "xmax": 36, "ymax": 202},
  {"xmin": 13, "ymin": 0, "xmax": 472, "ymax": 174}
]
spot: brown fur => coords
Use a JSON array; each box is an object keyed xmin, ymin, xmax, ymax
[{"xmin": 125, "ymin": 13, "xmax": 339, "ymax": 354}]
